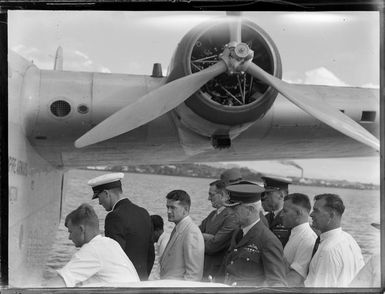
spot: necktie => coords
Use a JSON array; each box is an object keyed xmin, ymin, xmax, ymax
[
  {"xmin": 169, "ymin": 227, "xmax": 176, "ymax": 241},
  {"xmin": 235, "ymin": 229, "xmax": 244, "ymax": 243},
  {"xmin": 311, "ymin": 236, "xmax": 321, "ymax": 258},
  {"xmin": 164, "ymin": 227, "xmax": 176, "ymax": 249},
  {"xmin": 266, "ymin": 212, "xmax": 274, "ymax": 223}
]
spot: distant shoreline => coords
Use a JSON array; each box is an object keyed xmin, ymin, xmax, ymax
[{"xmin": 83, "ymin": 164, "xmax": 379, "ymax": 191}]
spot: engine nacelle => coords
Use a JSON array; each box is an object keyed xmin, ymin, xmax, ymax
[{"xmin": 167, "ymin": 18, "xmax": 282, "ymax": 139}]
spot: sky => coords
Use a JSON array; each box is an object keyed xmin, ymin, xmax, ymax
[{"xmin": 8, "ymin": 10, "xmax": 380, "ymax": 184}]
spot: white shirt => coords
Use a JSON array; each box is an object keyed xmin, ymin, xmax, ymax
[
  {"xmin": 304, "ymin": 227, "xmax": 364, "ymax": 287},
  {"xmin": 157, "ymin": 231, "xmax": 171, "ymax": 258},
  {"xmin": 242, "ymin": 219, "xmax": 260, "ymax": 236},
  {"xmin": 149, "ymin": 232, "xmax": 171, "ymax": 280},
  {"xmin": 216, "ymin": 206, "xmax": 226, "ymax": 215},
  {"xmin": 284, "ymin": 222, "xmax": 317, "ymax": 278},
  {"xmin": 57, "ymin": 235, "xmax": 140, "ymax": 287},
  {"xmin": 349, "ymin": 252, "xmax": 381, "ymax": 287}
]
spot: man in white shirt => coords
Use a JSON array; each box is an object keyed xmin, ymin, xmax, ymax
[
  {"xmin": 280, "ymin": 193, "xmax": 317, "ymax": 286},
  {"xmin": 46, "ymin": 203, "xmax": 140, "ymax": 287},
  {"xmin": 305, "ymin": 194, "xmax": 364, "ymax": 287},
  {"xmin": 349, "ymin": 223, "xmax": 380, "ymax": 287},
  {"xmin": 149, "ymin": 215, "xmax": 170, "ymax": 280}
]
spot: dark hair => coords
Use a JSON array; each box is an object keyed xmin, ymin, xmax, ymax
[
  {"xmin": 151, "ymin": 215, "xmax": 164, "ymax": 231},
  {"xmin": 166, "ymin": 190, "xmax": 191, "ymax": 209},
  {"xmin": 284, "ymin": 193, "xmax": 311, "ymax": 213},
  {"xmin": 209, "ymin": 179, "xmax": 227, "ymax": 190},
  {"xmin": 109, "ymin": 186, "xmax": 123, "ymax": 194},
  {"xmin": 65, "ymin": 203, "xmax": 99, "ymax": 229},
  {"xmin": 314, "ymin": 193, "xmax": 345, "ymax": 216}
]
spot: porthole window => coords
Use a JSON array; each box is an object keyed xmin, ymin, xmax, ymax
[
  {"xmin": 77, "ymin": 104, "xmax": 89, "ymax": 114},
  {"xmin": 50, "ymin": 100, "xmax": 71, "ymax": 117}
]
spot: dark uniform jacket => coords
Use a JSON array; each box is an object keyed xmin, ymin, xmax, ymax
[
  {"xmin": 199, "ymin": 208, "xmax": 239, "ymax": 280},
  {"xmin": 265, "ymin": 210, "xmax": 291, "ymax": 247},
  {"xmin": 221, "ymin": 221, "xmax": 287, "ymax": 287},
  {"xmin": 105, "ymin": 198, "xmax": 155, "ymax": 280}
]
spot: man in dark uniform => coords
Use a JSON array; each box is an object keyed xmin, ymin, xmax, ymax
[
  {"xmin": 260, "ymin": 176, "xmax": 292, "ymax": 247},
  {"xmin": 199, "ymin": 179, "xmax": 239, "ymax": 281},
  {"xmin": 220, "ymin": 181, "xmax": 287, "ymax": 287},
  {"xmin": 88, "ymin": 173, "xmax": 155, "ymax": 280}
]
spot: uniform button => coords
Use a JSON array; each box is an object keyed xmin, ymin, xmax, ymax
[
  {"xmin": 230, "ymin": 261, "xmax": 234, "ymax": 264},
  {"xmin": 246, "ymin": 258, "xmax": 250, "ymax": 261},
  {"xmin": 234, "ymin": 249, "xmax": 237, "ymax": 252}
]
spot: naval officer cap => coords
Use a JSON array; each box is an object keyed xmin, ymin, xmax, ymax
[
  {"xmin": 224, "ymin": 180, "xmax": 265, "ymax": 207},
  {"xmin": 261, "ymin": 175, "xmax": 292, "ymax": 193},
  {"xmin": 88, "ymin": 173, "xmax": 124, "ymax": 199}
]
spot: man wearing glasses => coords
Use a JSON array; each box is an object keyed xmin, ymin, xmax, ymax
[{"xmin": 88, "ymin": 173, "xmax": 155, "ymax": 281}]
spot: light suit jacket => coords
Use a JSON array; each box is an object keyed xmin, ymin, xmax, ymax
[{"xmin": 159, "ymin": 216, "xmax": 204, "ymax": 281}]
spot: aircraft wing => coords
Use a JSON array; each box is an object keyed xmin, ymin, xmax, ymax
[
  {"xmin": 10, "ymin": 15, "xmax": 379, "ymax": 168},
  {"xmin": 72, "ymin": 15, "xmax": 379, "ymax": 153}
]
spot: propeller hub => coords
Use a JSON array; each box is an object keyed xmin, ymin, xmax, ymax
[
  {"xmin": 234, "ymin": 43, "xmax": 252, "ymax": 59},
  {"xmin": 219, "ymin": 42, "xmax": 254, "ymax": 74}
]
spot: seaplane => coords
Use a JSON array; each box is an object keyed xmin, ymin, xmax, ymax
[{"xmin": 8, "ymin": 10, "xmax": 380, "ymax": 288}]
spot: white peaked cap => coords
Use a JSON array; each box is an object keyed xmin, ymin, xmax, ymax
[{"xmin": 88, "ymin": 172, "xmax": 124, "ymax": 199}]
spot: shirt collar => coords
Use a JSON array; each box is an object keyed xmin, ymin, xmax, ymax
[
  {"xmin": 216, "ymin": 206, "xmax": 226, "ymax": 215},
  {"xmin": 112, "ymin": 198, "xmax": 125, "ymax": 211},
  {"xmin": 242, "ymin": 219, "xmax": 260, "ymax": 236},
  {"xmin": 274, "ymin": 208, "xmax": 282, "ymax": 216},
  {"xmin": 291, "ymin": 222, "xmax": 311, "ymax": 235},
  {"xmin": 175, "ymin": 215, "xmax": 190, "ymax": 232},
  {"xmin": 88, "ymin": 234, "xmax": 102, "ymax": 244},
  {"xmin": 320, "ymin": 227, "xmax": 342, "ymax": 242}
]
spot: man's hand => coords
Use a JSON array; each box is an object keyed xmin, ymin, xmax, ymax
[{"xmin": 202, "ymin": 233, "xmax": 214, "ymax": 241}]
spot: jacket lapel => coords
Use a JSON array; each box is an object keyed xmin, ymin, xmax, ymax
[
  {"xmin": 160, "ymin": 216, "xmax": 191, "ymax": 265},
  {"xmin": 236, "ymin": 222, "xmax": 260, "ymax": 248}
]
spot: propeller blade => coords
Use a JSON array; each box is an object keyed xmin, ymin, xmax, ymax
[
  {"xmin": 246, "ymin": 62, "xmax": 380, "ymax": 151},
  {"xmin": 228, "ymin": 14, "xmax": 242, "ymax": 44},
  {"xmin": 75, "ymin": 60, "xmax": 227, "ymax": 148}
]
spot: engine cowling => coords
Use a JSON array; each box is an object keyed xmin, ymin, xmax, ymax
[{"xmin": 167, "ymin": 18, "xmax": 282, "ymax": 139}]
